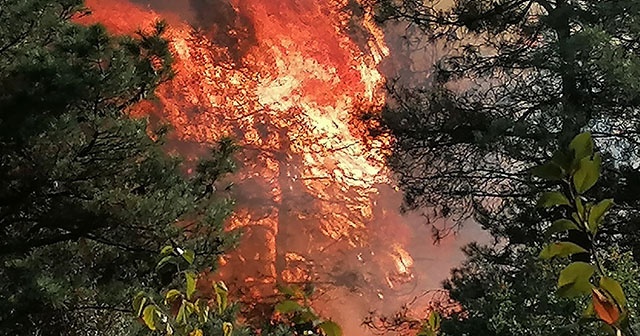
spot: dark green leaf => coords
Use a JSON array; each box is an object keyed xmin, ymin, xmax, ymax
[
  {"xmin": 552, "ymin": 149, "xmax": 574, "ymax": 171},
  {"xmin": 318, "ymin": 321, "xmax": 342, "ymax": 336},
  {"xmin": 532, "ymin": 163, "xmax": 564, "ymax": 181},
  {"xmin": 539, "ymin": 242, "xmax": 588, "ymax": 259},
  {"xmin": 537, "ymin": 191, "xmax": 570, "ymax": 208},
  {"xmin": 588, "ymin": 199, "xmax": 614, "ymax": 234},
  {"xmin": 133, "ymin": 291, "xmax": 147, "ymax": 316},
  {"xmin": 185, "ymin": 271, "xmax": 197, "ymax": 300},
  {"xmin": 570, "ymin": 132, "xmax": 594, "ymax": 162},
  {"xmin": 600, "ymin": 277, "xmax": 626, "ymax": 307},
  {"xmin": 156, "ymin": 255, "xmax": 176, "ymax": 270},
  {"xmin": 599, "ymin": 323, "xmax": 617, "ymax": 335},
  {"xmin": 546, "ymin": 219, "xmax": 580, "ymax": 236},
  {"xmin": 557, "ymin": 262, "xmax": 595, "ymax": 298},
  {"xmin": 573, "ymin": 154, "xmax": 601, "ymax": 194},
  {"xmin": 275, "ymin": 300, "xmax": 303, "ymax": 314},
  {"xmin": 182, "ymin": 249, "xmax": 195, "ymax": 265}
]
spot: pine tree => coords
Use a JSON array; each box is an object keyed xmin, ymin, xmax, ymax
[
  {"xmin": 0, "ymin": 1, "xmax": 237, "ymax": 334},
  {"xmin": 372, "ymin": 0, "xmax": 640, "ymax": 334}
]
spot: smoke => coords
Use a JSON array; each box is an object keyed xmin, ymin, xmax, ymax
[{"xmin": 130, "ymin": 0, "xmax": 257, "ymax": 63}]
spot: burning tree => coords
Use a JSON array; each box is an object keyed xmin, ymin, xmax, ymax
[{"xmin": 75, "ymin": 0, "xmax": 457, "ymax": 334}]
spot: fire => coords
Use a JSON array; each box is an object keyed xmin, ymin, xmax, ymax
[{"xmin": 78, "ymin": 0, "xmax": 444, "ymax": 333}]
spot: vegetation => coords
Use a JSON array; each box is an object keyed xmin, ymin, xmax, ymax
[
  {"xmin": 3, "ymin": 0, "xmax": 640, "ymax": 335},
  {"xmin": 0, "ymin": 1, "xmax": 343, "ymax": 335},
  {"xmin": 0, "ymin": 0, "xmax": 237, "ymax": 334},
  {"xmin": 370, "ymin": 0, "xmax": 640, "ymax": 335},
  {"xmin": 133, "ymin": 249, "xmax": 342, "ymax": 336},
  {"xmin": 536, "ymin": 133, "xmax": 633, "ymax": 335}
]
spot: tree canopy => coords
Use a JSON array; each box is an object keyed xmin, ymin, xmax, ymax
[
  {"xmin": 376, "ymin": 0, "xmax": 640, "ymax": 237},
  {"xmin": 371, "ymin": 0, "xmax": 640, "ymax": 335},
  {"xmin": 0, "ymin": 1, "xmax": 237, "ymax": 334},
  {"xmin": 0, "ymin": 2, "xmax": 343, "ymax": 335}
]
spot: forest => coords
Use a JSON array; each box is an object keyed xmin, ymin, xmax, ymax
[{"xmin": 1, "ymin": 0, "xmax": 639, "ymax": 335}]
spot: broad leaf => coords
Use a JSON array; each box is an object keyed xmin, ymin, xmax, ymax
[
  {"xmin": 573, "ymin": 154, "xmax": 601, "ymax": 194},
  {"xmin": 182, "ymin": 249, "xmax": 195, "ymax": 265},
  {"xmin": 588, "ymin": 199, "xmax": 614, "ymax": 234},
  {"xmin": 428, "ymin": 311, "xmax": 441, "ymax": 331},
  {"xmin": 600, "ymin": 277, "xmax": 626, "ymax": 307},
  {"xmin": 570, "ymin": 132, "xmax": 594, "ymax": 162},
  {"xmin": 546, "ymin": 219, "xmax": 580, "ymax": 236},
  {"xmin": 539, "ymin": 242, "xmax": 587, "ymax": 259},
  {"xmin": 142, "ymin": 305, "xmax": 157, "ymax": 331},
  {"xmin": 133, "ymin": 291, "xmax": 147, "ymax": 316},
  {"xmin": 557, "ymin": 262, "xmax": 595, "ymax": 298},
  {"xmin": 552, "ymin": 149, "xmax": 574, "ymax": 171},
  {"xmin": 275, "ymin": 300, "xmax": 303, "ymax": 313},
  {"xmin": 164, "ymin": 289, "xmax": 182, "ymax": 304},
  {"xmin": 537, "ymin": 191, "xmax": 570, "ymax": 208},
  {"xmin": 277, "ymin": 283, "xmax": 304, "ymax": 298},
  {"xmin": 156, "ymin": 255, "xmax": 176, "ymax": 270},
  {"xmin": 160, "ymin": 245, "xmax": 174, "ymax": 256},
  {"xmin": 223, "ymin": 322, "xmax": 233, "ymax": 336},
  {"xmin": 214, "ymin": 282, "xmax": 229, "ymax": 313},
  {"xmin": 592, "ymin": 288, "xmax": 620, "ymax": 325},
  {"xmin": 185, "ymin": 271, "xmax": 197, "ymax": 300},
  {"xmin": 318, "ymin": 320, "xmax": 342, "ymax": 336},
  {"xmin": 532, "ymin": 163, "xmax": 564, "ymax": 181}
]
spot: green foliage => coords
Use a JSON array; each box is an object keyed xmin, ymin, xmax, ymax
[
  {"xmin": 536, "ymin": 133, "xmax": 632, "ymax": 334},
  {"xmin": 133, "ymin": 248, "xmax": 240, "ymax": 336},
  {"xmin": 539, "ymin": 242, "xmax": 587, "ymax": 260},
  {"xmin": 440, "ymin": 244, "xmax": 585, "ymax": 336},
  {"xmin": 0, "ymin": 1, "xmax": 237, "ymax": 334},
  {"xmin": 417, "ymin": 311, "xmax": 441, "ymax": 336},
  {"xmin": 368, "ymin": 0, "xmax": 640, "ymax": 334},
  {"xmin": 269, "ymin": 284, "xmax": 343, "ymax": 336},
  {"xmin": 374, "ymin": 0, "xmax": 640, "ymax": 250},
  {"xmin": 546, "ymin": 219, "xmax": 580, "ymax": 237},
  {"xmin": 537, "ymin": 192, "xmax": 571, "ymax": 208},
  {"xmin": 0, "ymin": 2, "xmax": 341, "ymax": 336},
  {"xmin": 556, "ymin": 262, "xmax": 595, "ymax": 298}
]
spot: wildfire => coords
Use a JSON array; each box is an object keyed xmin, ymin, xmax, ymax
[{"xmin": 78, "ymin": 0, "xmax": 430, "ymax": 333}]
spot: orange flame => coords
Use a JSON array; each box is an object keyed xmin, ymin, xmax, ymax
[{"xmin": 77, "ymin": 1, "xmax": 474, "ymax": 334}]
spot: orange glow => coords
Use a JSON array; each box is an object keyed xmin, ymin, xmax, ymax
[{"xmin": 77, "ymin": 1, "xmax": 476, "ymax": 334}]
